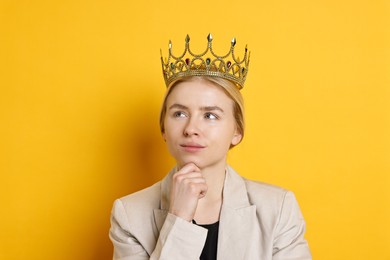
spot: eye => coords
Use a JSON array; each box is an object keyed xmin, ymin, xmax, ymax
[
  {"xmin": 173, "ymin": 111, "xmax": 187, "ymax": 118},
  {"xmin": 204, "ymin": 112, "xmax": 218, "ymax": 120}
]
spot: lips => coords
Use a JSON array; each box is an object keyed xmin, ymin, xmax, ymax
[{"xmin": 180, "ymin": 142, "xmax": 206, "ymax": 152}]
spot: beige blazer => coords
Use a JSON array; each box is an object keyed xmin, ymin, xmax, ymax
[{"xmin": 109, "ymin": 166, "xmax": 312, "ymax": 260}]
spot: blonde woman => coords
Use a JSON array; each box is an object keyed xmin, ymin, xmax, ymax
[{"xmin": 109, "ymin": 34, "xmax": 311, "ymax": 260}]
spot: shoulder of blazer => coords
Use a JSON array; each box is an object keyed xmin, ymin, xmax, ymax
[
  {"xmin": 244, "ymin": 179, "xmax": 288, "ymax": 202},
  {"xmin": 243, "ymin": 179, "xmax": 292, "ymax": 226},
  {"xmin": 118, "ymin": 181, "xmax": 162, "ymax": 220}
]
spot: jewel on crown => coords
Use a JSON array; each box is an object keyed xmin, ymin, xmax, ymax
[{"xmin": 161, "ymin": 33, "xmax": 250, "ymax": 90}]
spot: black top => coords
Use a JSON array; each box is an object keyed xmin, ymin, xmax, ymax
[{"xmin": 193, "ymin": 220, "xmax": 219, "ymax": 260}]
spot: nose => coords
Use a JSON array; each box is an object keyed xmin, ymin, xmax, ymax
[{"xmin": 183, "ymin": 116, "xmax": 200, "ymax": 137}]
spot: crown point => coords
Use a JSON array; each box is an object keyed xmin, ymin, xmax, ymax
[
  {"xmin": 207, "ymin": 33, "xmax": 213, "ymax": 42},
  {"xmin": 161, "ymin": 35, "xmax": 250, "ymax": 89},
  {"xmin": 231, "ymin": 38, "xmax": 236, "ymax": 46}
]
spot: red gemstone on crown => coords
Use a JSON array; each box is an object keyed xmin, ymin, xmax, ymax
[{"xmin": 185, "ymin": 58, "xmax": 190, "ymax": 65}]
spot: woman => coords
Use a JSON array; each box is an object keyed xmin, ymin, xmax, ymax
[{"xmin": 109, "ymin": 34, "xmax": 312, "ymax": 260}]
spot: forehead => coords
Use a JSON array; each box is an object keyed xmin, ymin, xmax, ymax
[{"xmin": 166, "ymin": 79, "xmax": 233, "ymax": 108}]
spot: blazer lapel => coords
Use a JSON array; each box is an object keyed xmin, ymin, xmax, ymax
[
  {"xmin": 153, "ymin": 167, "xmax": 174, "ymax": 232},
  {"xmin": 217, "ymin": 166, "xmax": 262, "ymax": 260},
  {"xmin": 153, "ymin": 209, "xmax": 168, "ymax": 233}
]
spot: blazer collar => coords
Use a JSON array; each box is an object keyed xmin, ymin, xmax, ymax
[
  {"xmin": 222, "ymin": 165, "xmax": 251, "ymax": 209},
  {"xmin": 160, "ymin": 166, "xmax": 175, "ymax": 211},
  {"xmin": 153, "ymin": 166, "xmax": 175, "ymax": 232},
  {"xmin": 217, "ymin": 166, "xmax": 260, "ymax": 260}
]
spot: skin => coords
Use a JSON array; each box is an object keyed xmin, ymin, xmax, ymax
[{"xmin": 162, "ymin": 78, "xmax": 242, "ymax": 223}]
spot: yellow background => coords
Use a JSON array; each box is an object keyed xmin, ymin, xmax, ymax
[{"xmin": 1, "ymin": 0, "xmax": 389, "ymax": 259}]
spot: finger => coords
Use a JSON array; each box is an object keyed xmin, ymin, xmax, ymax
[
  {"xmin": 177, "ymin": 163, "xmax": 200, "ymax": 174},
  {"xmin": 173, "ymin": 172, "xmax": 205, "ymax": 184},
  {"xmin": 198, "ymin": 183, "xmax": 208, "ymax": 198},
  {"xmin": 174, "ymin": 171, "xmax": 204, "ymax": 179},
  {"xmin": 181, "ymin": 177, "xmax": 207, "ymax": 184},
  {"xmin": 184, "ymin": 181, "xmax": 208, "ymax": 197}
]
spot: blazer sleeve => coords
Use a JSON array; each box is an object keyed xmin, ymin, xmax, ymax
[
  {"xmin": 272, "ymin": 191, "xmax": 312, "ymax": 260},
  {"xmin": 109, "ymin": 199, "xmax": 208, "ymax": 260}
]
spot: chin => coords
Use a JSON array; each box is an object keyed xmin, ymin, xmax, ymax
[
  {"xmin": 179, "ymin": 159, "xmax": 224, "ymax": 171},
  {"xmin": 175, "ymin": 157, "xmax": 204, "ymax": 169}
]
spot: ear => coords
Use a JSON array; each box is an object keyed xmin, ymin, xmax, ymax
[{"xmin": 231, "ymin": 130, "xmax": 242, "ymax": 146}]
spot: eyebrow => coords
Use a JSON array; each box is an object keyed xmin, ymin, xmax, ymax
[{"xmin": 168, "ymin": 103, "xmax": 225, "ymax": 113}]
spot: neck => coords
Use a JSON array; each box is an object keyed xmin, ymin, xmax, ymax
[
  {"xmin": 199, "ymin": 161, "xmax": 227, "ymax": 201},
  {"xmin": 192, "ymin": 160, "xmax": 226, "ymax": 224}
]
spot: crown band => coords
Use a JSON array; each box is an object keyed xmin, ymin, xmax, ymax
[{"xmin": 160, "ymin": 34, "xmax": 250, "ymax": 90}]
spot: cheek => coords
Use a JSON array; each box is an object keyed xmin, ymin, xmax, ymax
[
  {"xmin": 223, "ymin": 123, "xmax": 241, "ymax": 146},
  {"xmin": 162, "ymin": 117, "xmax": 171, "ymax": 137},
  {"xmin": 162, "ymin": 120, "xmax": 178, "ymax": 141}
]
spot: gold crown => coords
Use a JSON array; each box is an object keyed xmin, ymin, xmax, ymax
[{"xmin": 161, "ymin": 33, "xmax": 250, "ymax": 90}]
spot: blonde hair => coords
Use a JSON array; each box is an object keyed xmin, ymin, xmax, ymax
[{"xmin": 159, "ymin": 76, "xmax": 245, "ymax": 146}]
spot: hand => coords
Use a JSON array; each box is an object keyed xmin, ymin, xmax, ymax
[{"xmin": 168, "ymin": 163, "xmax": 208, "ymax": 222}]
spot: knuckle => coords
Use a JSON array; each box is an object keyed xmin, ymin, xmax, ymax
[
  {"xmin": 189, "ymin": 183, "xmax": 199, "ymax": 194},
  {"xmin": 174, "ymin": 174, "xmax": 184, "ymax": 182}
]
